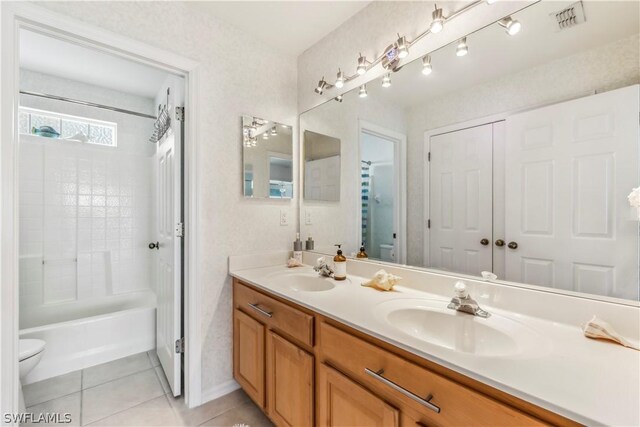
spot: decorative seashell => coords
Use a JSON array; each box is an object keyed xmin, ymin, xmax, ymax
[
  {"xmin": 287, "ymin": 258, "xmax": 303, "ymax": 268},
  {"xmin": 361, "ymin": 269, "xmax": 402, "ymax": 291}
]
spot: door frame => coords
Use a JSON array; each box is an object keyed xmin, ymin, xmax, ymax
[
  {"xmin": 358, "ymin": 120, "xmax": 407, "ymax": 264},
  {"xmin": 0, "ymin": 2, "xmax": 204, "ymax": 416}
]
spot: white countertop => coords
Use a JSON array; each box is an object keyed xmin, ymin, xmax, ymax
[{"xmin": 230, "ymin": 262, "xmax": 640, "ymax": 426}]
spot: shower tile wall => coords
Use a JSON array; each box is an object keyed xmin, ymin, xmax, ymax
[{"xmin": 19, "ymin": 70, "xmax": 156, "ymax": 312}]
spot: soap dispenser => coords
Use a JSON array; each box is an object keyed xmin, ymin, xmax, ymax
[
  {"xmin": 333, "ymin": 244, "xmax": 347, "ymax": 281},
  {"xmin": 293, "ymin": 233, "xmax": 303, "ymax": 264},
  {"xmin": 356, "ymin": 245, "xmax": 368, "ymax": 259}
]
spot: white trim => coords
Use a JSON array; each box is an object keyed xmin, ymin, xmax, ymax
[
  {"xmin": 358, "ymin": 120, "xmax": 407, "ymax": 265},
  {"xmin": 201, "ymin": 379, "xmax": 241, "ymax": 404},
  {"xmin": 0, "ymin": 3, "xmax": 203, "ymax": 419}
]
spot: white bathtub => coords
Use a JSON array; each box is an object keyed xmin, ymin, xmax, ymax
[{"xmin": 19, "ymin": 291, "xmax": 156, "ymax": 384}]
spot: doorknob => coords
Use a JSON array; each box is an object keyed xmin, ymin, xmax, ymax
[
  {"xmin": 495, "ymin": 239, "xmax": 505, "ymax": 247},
  {"xmin": 480, "ymin": 238, "xmax": 489, "ymax": 246},
  {"xmin": 149, "ymin": 242, "xmax": 159, "ymax": 250},
  {"xmin": 508, "ymin": 241, "xmax": 518, "ymax": 250}
]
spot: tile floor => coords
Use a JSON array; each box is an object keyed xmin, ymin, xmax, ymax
[{"xmin": 22, "ymin": 351, "xmax": 273, "ymax": 427}]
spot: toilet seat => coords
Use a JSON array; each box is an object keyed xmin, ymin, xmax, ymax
[{"xmin": 19, "ymin": 339, "xmax": 45, "ymax": 362}]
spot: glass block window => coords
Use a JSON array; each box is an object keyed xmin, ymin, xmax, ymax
[{"xmin": 19, "ymin": 107, "xmax": 117, "ymax": 147}]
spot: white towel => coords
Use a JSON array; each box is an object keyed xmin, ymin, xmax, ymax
[{"xmin": 582, "ymin": 315, "xmax": 639, "ymax": 350}]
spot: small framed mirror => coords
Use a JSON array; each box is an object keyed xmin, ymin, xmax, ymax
[
  {"xmin": 242, "ymin": 115, "xmax": 293, "ymax": 199},
  {"xmin": 303, "ymin": 130, "xmax": 341, "ymax": 202}
]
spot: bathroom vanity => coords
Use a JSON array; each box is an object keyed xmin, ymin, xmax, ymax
[{"xmin": 229, "ymin": 254, "xmax": 639, "ymax": 427}]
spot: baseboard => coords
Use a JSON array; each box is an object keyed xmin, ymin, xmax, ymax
[{"xmin": 201, "ymin": 379, "xmax": 241, "ymax": 404}]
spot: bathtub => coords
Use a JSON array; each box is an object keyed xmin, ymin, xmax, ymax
[{"xmin": 19, "ymin": 290, "xmax": 156, "ymax": 384}]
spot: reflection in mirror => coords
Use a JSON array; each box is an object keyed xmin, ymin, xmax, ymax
[
  {"xmin": 299, "ymin": 1, "xmax": 640, "ymax": 300},
  {"xmin": 242, "ymin": 116, "xmax": 293, "ymax": 199},
  {"xmin": 303, "ymin": 130, "xmax": 341, "ymax": 201}
]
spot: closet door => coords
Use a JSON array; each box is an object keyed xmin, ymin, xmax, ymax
[
  {"xmin": 429, "ymin": 124, "xmax": 493, "ymax": 275},
  {"xmin": 504, "ymin": 85, "xmax": 639, "ymax": 299}
]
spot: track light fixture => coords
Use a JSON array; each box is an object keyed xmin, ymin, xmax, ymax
[
  {"xmin": 335, "ymin": 69, "xmax": 345, "ymax": 88},
  {"xmin": 335, "ymin": 95, "xmax": 343, "ymax": 102},
  {"xmin": 456, "ymin": 37, "xmax": 468, "ymax": 57},
  {"xmin": 315, "ymin": 78, "xmax": 327, "ymax": 94},
  {"xmin": 382, "ymin": 73, "xmax": 391, "ymax": 88},
  {"xmin": 430, "ymin": 5, "xmax": 445, "ymax": 34},
  {"xmin": 271, "ymin": 127, "xmax": 277, "ymax": 136},
  {"xmin": 357, "ymin": 54, "xmax": 368, "ymax": 75},
  {"xmin": 396, "ymin": 35, "xmax": 409, "ymax": 59},
  {"xmin": 312, "ymin": 1, "xmax": 484, "ymax": 95},
  {"xmin": 359, "ymin": 84, "xmax": 368, "ymax": 98},
  {"xmin": 262, "ymin": 132, "xmax": 269, "ymax": 140},
  {"xmin": 421, "ymin": 55, "xmax": 433, "ymax": 75},
  {"xmin": 499, "ymin": 16, "xmax": 521, "ymax": 35}
]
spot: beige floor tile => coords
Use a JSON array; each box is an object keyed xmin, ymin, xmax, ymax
[
  {"xmin": 200, "ymin": 401, "xmax": 274, "ymax": 427},
  {"xmin": 23, "ymin": 392, "xmax": 81, "ymax": 427},
  {"xmin": 23, "ymin": 371, "xmax": 82, "ymax": 407},
  {"xmin": 168, "ymin": 389, "xmax": 250, "ymax": 426},
  {"xmin": 81, "ymin": 369, "xmax": 164, "ymax": 425},
  {"xmin": 82, "ymin": 352, "xmax": 152, "ymax": 389},
  {"xmin": 147, "ymin": 351, "xmax": 161, "ymax": 368},
  {"xmin": 85, "ymin": 395, "xmax": 183, "ymax": 427}
]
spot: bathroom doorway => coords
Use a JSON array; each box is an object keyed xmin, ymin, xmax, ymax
[
  {"xmin": 358, "ymin": 121, "xmax": 407, "ymax": 264},
  {"xmin": 1, "ymin": 4, "xmax": 202, "ymax": 414}
]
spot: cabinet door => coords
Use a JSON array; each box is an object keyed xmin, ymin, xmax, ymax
[
  {"xmin": 318, "ymin": 363, "xmax": 399, "ymax": 427},
  {"xmin": 266, "ymin": 331, "xmax": 314, "ymax": 427},
  {"xmin": 233, "ymin": 309, "xmax": 265, "ymax": 407}
]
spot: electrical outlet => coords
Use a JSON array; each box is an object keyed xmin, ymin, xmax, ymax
[
  {"xmin": 280, "ymin": 209, "xmax": 289, "ymax": 226},
  {"xmin": 305, "ymin": 210, "xmax": 312, "ymax": 225}
]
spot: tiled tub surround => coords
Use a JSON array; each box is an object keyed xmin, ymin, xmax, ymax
[
  {"xmin": 229, "ymin": 251, "xmax": 640, "ymax": 426},
  {"xmin": 22, "ymin": 351, "xmax": 272, "ymax": 427}
]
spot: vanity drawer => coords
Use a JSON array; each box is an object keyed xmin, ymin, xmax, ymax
[
  {"xmin": 319, "ymin": 321, "xmax": 546, "ymax": 427},
  {"xmin": 234, "ymin": 280, "xmax": 314, "ymax": 348}
]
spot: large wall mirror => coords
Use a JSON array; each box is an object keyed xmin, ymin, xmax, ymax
[
  {"xmin": 299, "ymin": 1, "xmax": 640, "ymax": 301},
  {"xmin": 242, "ymin": 115, "xmax": 293, "ymax": 198}
]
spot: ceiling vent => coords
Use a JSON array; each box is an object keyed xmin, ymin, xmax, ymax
[{"xmin": 552, "ymin": 1, "xmax": 586, "ymax": 31}]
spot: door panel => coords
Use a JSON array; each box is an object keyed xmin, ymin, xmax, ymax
[
  {"xmin": 429, "ymin": 124, "xmax": 493, "ymax": 275},
  {"xmin": 504, "ymin": 85, "xmax": 639, "ymax": 299},
  {"xmin": 266, "ymin": 331, "xmax": 313, "ymax": 427},
  {"xmin": 318, "ymin": 363, "xmax": 399, "ymax": 427},
  {"xmin": 233, "ymin": 309, "xmax": 265, "ymax": 407}
]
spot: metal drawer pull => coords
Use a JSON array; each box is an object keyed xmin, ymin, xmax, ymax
[
  {"xmin": 364, "ymin": 368, "xmax": 441, "ymax": 414},
  {"xmin": 248, "ymin": 303, "xmax": 273, "ymax": 318}
]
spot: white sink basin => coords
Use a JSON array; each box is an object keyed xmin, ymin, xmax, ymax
[
  {"xmin": 376, "ymin": 299, "xmax": 549, "ymax": 358},
  {"xmin": 265, "ymin": 271, "xmax": 336, "ymax": 292}
]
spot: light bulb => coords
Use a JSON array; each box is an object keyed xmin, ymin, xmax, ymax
[
  {"xmin": 359, "ymin": 84, "xmax": 368, "ymax": 98},
  {"xmin": 335, "ymin": 95, "xmax": 343, "ymax": 103},
  {"xmin": 382, "ymin": 73, "xmax": 391, "ymax": 88},
  {"xmin": 262, "ymin": 132, "xmax": 269, "ymax": 140},
  {"xmin": 335, "ymin": 70, "xmax": 345, "ymax": 89},
  {"xmin": 271, "ymin": 127, "xmax": 277, "ymax": 136},
  {"xmin": 456, "ymin": 37, "xmax": 468, "ymax": 57},
  {"xmin": 421, "ymin": 55, "xmax": 433, "ymax": 75},
  {"xmin": 396, "ymin": 35, "xmax": 409, "ymax": 59},
  {"xmin": 431, "ymin": 6, "xmax": 444, "ymax": 33},
  {"xmin": 499, "ymin": 17, "xmax": 521, "ymax": 35},
  {"xmin": 357, "ymin": 54, "xmax": 367, "ymax": 75}
]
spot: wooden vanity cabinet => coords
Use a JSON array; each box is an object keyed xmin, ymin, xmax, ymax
[{"xmin": 233, "ymin": 279, "xmax": 578, "ymax": 427}]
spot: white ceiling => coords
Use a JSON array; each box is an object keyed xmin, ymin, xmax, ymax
[
  {"xmin": 357, "ymin": 1, "xmax": 640, "ymax": 108},
  {"xmin": 194, "ymin": 1, "xmax": 371, "ymax": 55},
  {"xmin": 20, "ymin": 30, "xmax": 172, "ymax": 99}
]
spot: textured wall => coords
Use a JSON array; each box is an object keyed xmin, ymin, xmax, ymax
[{"xmin": 27, "ymin": 1, "xmax": 298, "ymax": 396}]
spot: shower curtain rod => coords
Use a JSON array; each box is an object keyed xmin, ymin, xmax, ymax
[{"xmin": 20, "ymin": 90, "xmax": 157, "ymax": 120}]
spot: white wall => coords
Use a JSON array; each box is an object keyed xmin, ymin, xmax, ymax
[
  {"xmin": 18, "ymin": 70, "xmax": 156, "ymax": 325},
  {"xmin": 24, "ymin": 1, "xmax": 299, "ymax": 398},
  {"xmin": 405, "ymin": 34, "xmax": 640, "ymax": 266}
]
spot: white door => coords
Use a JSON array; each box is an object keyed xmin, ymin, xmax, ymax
[
  {"xmin": 504, "ymin": 85, "xmax": 639, "ymax": 299},
  {"xmin": 155, "ymin": 88, "xmax": 183, "ymax": 396},
  {"xmin": 304, "ymin": 155, "xmax": 340, "ymax": 201},
  {"xmin": 429, "ymin": 124, "xmax": 493, "ymax": 275}
]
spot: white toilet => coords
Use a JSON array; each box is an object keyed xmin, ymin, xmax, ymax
[{"xmin": 19, "ymin": 339, "xmax": 46, "ymax": 411}]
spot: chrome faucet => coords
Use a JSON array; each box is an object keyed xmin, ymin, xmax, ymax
[
  {"xmin": 447, "ymin": 281, "xmax": 490, "ymax": 318},
  {"xmin": 313, "ymin": 257, "xmax": 334, "ymax": 278}
]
